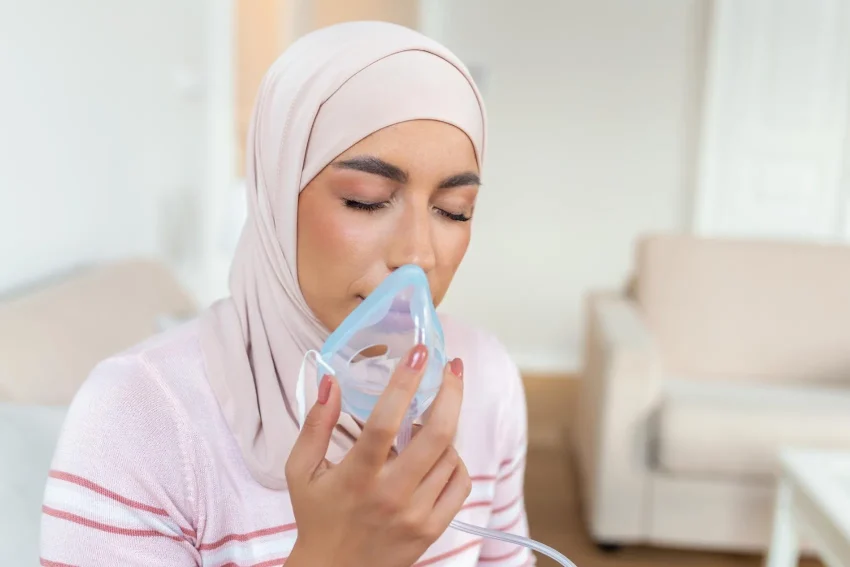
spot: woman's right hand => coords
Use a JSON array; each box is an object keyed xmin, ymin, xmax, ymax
[{"xmin": 285, "ymin": 344, "xmax": 468, "ymax": 567}]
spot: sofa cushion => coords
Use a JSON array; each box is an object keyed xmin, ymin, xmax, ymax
[
  {"xmin": 654, "ymin": 379, "xmax": 850, "ymax": 478},
  {"xmin": 634, "ymin": 234, "xmax": 850, "ymax": 384}
]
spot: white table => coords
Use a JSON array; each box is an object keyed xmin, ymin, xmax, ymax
[{"xmin": 765, "ymin": 449, "xmax": 850, "ymax": 567}]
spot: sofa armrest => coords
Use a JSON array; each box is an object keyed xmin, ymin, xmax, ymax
[
  {"xmin": 0, "ymin": 259, "xmax": 197, "ymax": 404},
  {"xmin": 573, "ymin": 292, "xmax": 660, "ymax": 542}
]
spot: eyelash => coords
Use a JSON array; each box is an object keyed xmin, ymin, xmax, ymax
[
  {"xmin": 343, "ymin": 199, "xmax": 386, "ymax": 213},
  {"xmin": 343, "ymin": 200, "xmax": 471, "ymax": 222}
]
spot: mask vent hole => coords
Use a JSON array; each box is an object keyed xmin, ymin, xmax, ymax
[{"xmin": 353, "ymin": 344, "xmax": 389, "ymax": 360}]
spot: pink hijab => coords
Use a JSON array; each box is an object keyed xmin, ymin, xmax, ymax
[{"xmin": 200, "ymin": 21, "xmax": 487, "ymax": 490}]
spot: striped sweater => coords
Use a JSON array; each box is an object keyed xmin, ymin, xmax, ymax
[{"xmin": 40, "ymin": 316, "xmax": 536, "ymax": 566}]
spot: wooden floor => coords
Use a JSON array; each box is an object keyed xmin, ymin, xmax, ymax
[{"xmin": 521, "ymin": 376, "xmax": 821, "ymax": 567}]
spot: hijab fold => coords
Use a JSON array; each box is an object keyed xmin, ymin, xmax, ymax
[{"xmin": 199, "ymin": 21, "xmax": 486, "ymax": 489}]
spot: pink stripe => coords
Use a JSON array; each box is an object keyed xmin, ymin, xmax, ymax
[
  {"xmin": 40, "ymin": 559, "xmax": 79, "ymax": 567},
  {"xmin": 48, "ymin": 470, "xmax": 197, "ymax": 538},
  {"xmin": 414, "ymin": 539, "xmax": 483, "ymax": 566},
  {"xmin": 49, "ymin": 471, "xmax": 169, "ymax": 516},
  {"xmin": 497, "ymin": 443, "xmax": 527, "ymax": 470},
  {"xmin": 492, "ymin": 512, "xmax": 523, "ymax": 533},
  {"xmin": 199, "ymin": 523, "xmax": 297, "ymax": 551},
  {"xmin": 218, "ymin": 559, "xmax": 288, "ymax": 567},
  {"xmin": 42, "ymin": 505, "xmax": 185, "ymax": 541},
  {"xmin": 497, "ymin": 458, "xmax": 525, "ymax": 483},
  {"xmin": 479, "ymin": 545, "xmax": 524, "ymax": 562},
  {"xmin": 492, "ymin": 494, "xmax": 523, "ymax": 514},
  {"xmin": 471, "ymin": 453, "xmax": 526, "ymax": 483},
  {"xmin": 462, "ymin": 499, "xmax": 492, "ymax": 510},
  {"xmin": 470, "ymin": 474, "xmax": 497, "ymax": 482}
]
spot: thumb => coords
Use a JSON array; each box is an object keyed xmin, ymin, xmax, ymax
[{"xmin": 286, "ymin": 375, "xmax": 341, "ymax": 483}]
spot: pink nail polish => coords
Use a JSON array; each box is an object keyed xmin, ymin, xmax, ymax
[
  {"xmin": 405, "ymin": 344, "xmax": 428, "ymax": 370},
  {"xmin": 450, "ymin": 358, "xmax": 464, "ymax": 380},
  {"xmin": 318, "ymin": 375, "xmax": 332, "ymax": 404}
]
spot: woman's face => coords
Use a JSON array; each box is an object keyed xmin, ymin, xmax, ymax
[{"xmin": 297, "ymin": 119, "xmax": 480, "ymax": 332}]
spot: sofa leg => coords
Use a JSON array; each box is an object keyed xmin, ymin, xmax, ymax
[{"xmin": 596, "ymin": 542, "xmax": 623, "ymax": 553}]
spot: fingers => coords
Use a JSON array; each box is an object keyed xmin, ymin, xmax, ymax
[
  {"xmin": 285, "ymin": 375, "xmax": 341, "ymax": 488},
  {"xmin": 348, "ymin": 344, "xmax": 428, "ymax": 472},
  {"xmin": 428, "ymin": 457, "xmax": 472, "ymax": 532},
  {"xmin": 387, "ymin": 359, "xmax": 464, "ymax": 493},
  {"xmin": 411, "ymin": 446, "xmax": 461, "ymax": 510}
]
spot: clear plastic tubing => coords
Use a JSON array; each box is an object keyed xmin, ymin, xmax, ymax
[
  {"xmin": 396, "ymin": 427, "xmax": 577, "ymax": 567},
  {"xmin": 449, "ymin": 519, "xmax": 577, "ymax": 567}
]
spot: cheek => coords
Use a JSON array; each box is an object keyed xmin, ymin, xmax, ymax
[
  {"xmin": 432, "ymin": 223, "xmax": 472, "ymax": 303},
  {"xmin": 298, "ymin": 203, "xmax": 382, "ymax": 273},
  {"xmin": 439, "ymin": 227, "xmax": 471, "ymax": 265}
]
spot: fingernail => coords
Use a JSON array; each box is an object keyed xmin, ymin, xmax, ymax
[
  {"xmin": 450, "ymin": 358, "xmax": 464, "ymax": 380},
  {"xmin": 405, "ymin": 344, "xmax": 428, "ymax": 370},
  {"xmin": 318, "ymin": 375, "xmax": 332, "ymax": 405}
]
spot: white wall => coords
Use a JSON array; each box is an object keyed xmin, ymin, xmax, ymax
[
  {"xmin": 0, "ymin": 0, "xmax": 707, "ymax": 376},
  {"xmin": 424, "ymin": 0, "xmax": 709, "ymax": 372},
  {"xmin": 0, "ymin": 0, "xmax": 213, "ymax": 295}
]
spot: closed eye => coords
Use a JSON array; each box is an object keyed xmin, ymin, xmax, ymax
[
  {"xmin": 344, "ymin": 199, "xmax": 471, "ymax": 222},
  {"xmin": 438, "ymin": 209, "xmax": 472, "ymax": 222},
  {"xmin": 344, "ymin": 199, "xmax": 387, "ymax": 212}
]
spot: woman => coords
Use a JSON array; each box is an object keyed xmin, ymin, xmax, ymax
[{"xmin": 40, "ymin": 21, "xmax": 533, "ymax": 567}]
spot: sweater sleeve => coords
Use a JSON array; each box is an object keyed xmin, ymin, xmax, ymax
[
  {"xmin": 477, "ymin": 337, "xmax": 536, "ymax": 567},
  {"xmin": 40, "ymin": 354, "xmax": 202, "ymax": 566}
]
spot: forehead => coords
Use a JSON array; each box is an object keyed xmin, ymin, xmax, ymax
[{"xmin": 335, "ymin": 120, "xmax": 479, "ymax": 174}]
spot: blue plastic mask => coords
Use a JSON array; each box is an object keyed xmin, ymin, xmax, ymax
[{"xmin": 296, "ymin": 264, "xmax": 447, "ymax": 439}]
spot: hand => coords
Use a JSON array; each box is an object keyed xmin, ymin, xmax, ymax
[{"xmin": 285, "ymin": 344, "xmax": 468, "ymax": 567}]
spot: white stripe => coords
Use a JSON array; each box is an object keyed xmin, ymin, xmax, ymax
[
  {"xmin": 201, "ymin": 530, "xmax": 297, "ymax": 566},
  {"xmin": 43, "ymin": 478, "xmax": 183, "ymax": 536}
]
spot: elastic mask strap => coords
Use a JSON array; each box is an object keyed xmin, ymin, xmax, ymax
[{"xmin": 295, "ymin": 349, "xmax": 335, "ymax": 430}]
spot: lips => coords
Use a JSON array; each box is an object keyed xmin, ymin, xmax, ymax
[
  {"xmin": 381, "ymin": 310, "xmax": 416, "ymax": 333},
  {"xmin": 388, "ymin": 297, "xmax": 412, "ymax": 314},
  {"xmin": 353, "ymin": 294, "xmax": 414, "ymax": 333}
]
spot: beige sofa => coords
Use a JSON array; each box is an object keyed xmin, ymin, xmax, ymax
[
  {"xmin": 573, "ymin": 234, "xmax": 850, "ymax": 552},
  {"xmin": 0, "ymin": 260, "xmax": 197, "ymax": 403}
]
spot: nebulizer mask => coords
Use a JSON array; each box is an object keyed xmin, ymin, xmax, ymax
[{"xmin": 295, "ymin": 265, "xmax": 576, "ymax": 567}]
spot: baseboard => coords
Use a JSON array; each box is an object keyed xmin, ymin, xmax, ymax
[{"xmin": 510, "ymin": 349, "xmax": 580, "ymax": 376}]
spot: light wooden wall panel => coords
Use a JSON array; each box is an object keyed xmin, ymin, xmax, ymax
[{"xmin": 234, "ymin": 0, "xmax": 418, "ymax": 174}]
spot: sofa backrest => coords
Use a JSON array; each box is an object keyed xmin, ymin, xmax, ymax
[
  {"xmin": 634, "ymin": 234, "xmax": 850, "ymax": 384},
  {"xmin": 0, "ymin": 260, "xmax": 197, "ymax": 404}
]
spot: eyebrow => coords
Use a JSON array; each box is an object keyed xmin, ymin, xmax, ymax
[
  {"xmin": 333, "ymin": 156, "xmax": 407, "ymax": 183},
  {"xmin": 438, "ymin": 171, "xmax": 481, "ymax": 189},
  {"xmin": 333, "ymin": 155, "xmax": 481, "ymax": 189}
]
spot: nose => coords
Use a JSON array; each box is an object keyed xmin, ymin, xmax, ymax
[{"xmin": 387, "ymin": 202, "xmax": 437, "ymax": 274}]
